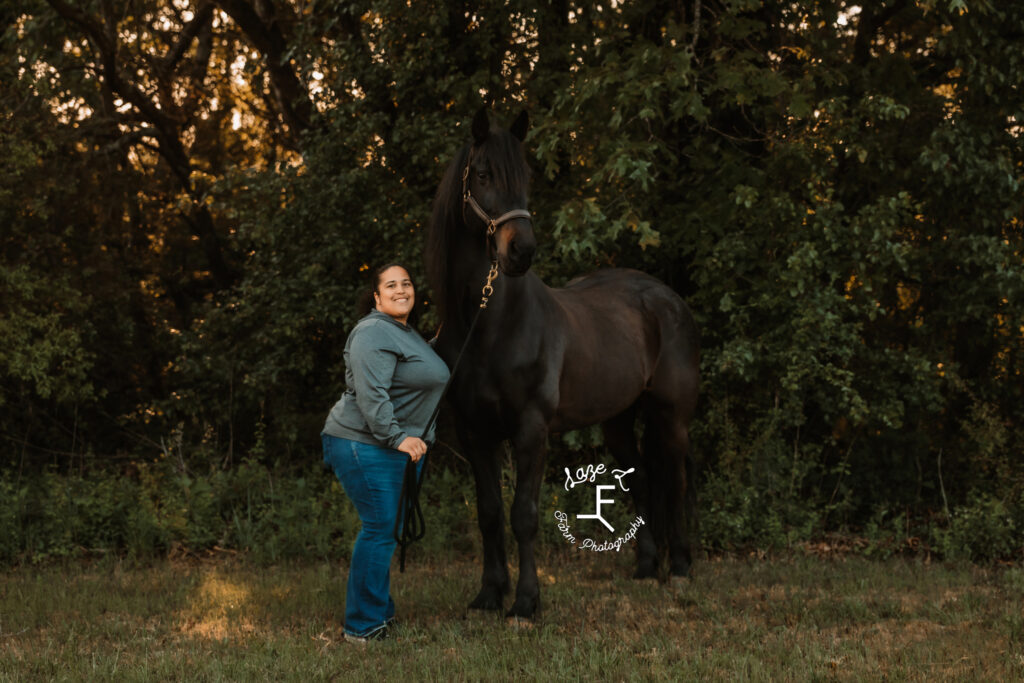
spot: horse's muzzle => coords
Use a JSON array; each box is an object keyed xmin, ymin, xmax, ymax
[{"xmin": 495, "ymin": 219, "xmax": 536, "ymax": 276}]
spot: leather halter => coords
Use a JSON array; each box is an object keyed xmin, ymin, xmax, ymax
[{"xmin": 461, "ymin": 149, "xmax": 532, "ymax": 236}]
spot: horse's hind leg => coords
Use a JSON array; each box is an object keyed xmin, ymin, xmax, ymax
[
  {"xmin": 601, "ymin": 407, "xmax": 659, "ymax": 579},
  {"xmin": 676, "ymin": 435, "xmax": 698, "ymax": 577},
  {"xmin": 646, "ymin": 401, "xmax": 698, "ymax": 578},
  {"xmin": 461, "ymin": 426, "xmax": 511, "ymax": 610}
]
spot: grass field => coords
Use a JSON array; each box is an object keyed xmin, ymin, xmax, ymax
[{"xmin": 2, "ymin": 548, "xmax": 1022, "ymax": 681}]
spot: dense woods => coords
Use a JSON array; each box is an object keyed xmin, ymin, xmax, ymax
[{"xmin": 2, "ymin": 1, "xmax": 1022, "ymax": 558}]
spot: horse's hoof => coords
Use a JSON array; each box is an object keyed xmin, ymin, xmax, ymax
[
  {"xmin": 505, "ymin": 597, "xmax": 538, "ymax": 620},
  {"xmin": 468, "ymin": 591, "xmax": 503, "ymax": 611},
  {"xmin": 670, "ymin": 562, "xmax": 692, "ymax": 578},
  {"xmin": 633, "ymin": 564, "xmax": 658, "ymax": 580}
]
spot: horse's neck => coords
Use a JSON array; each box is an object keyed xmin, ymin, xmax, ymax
[
  {"xmin": 444, "ymin": 247, "xmax": 530, "ymax": 334},
  {"xmin": 451, "ymin": 264, "xmax": 545, "ymax": 330},
  {"xmin": 447, "ymin": 265, "xmax": 498, "ymax": 332}
]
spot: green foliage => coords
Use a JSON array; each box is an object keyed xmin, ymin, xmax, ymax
[
  {"xmin": 0, "ymin": 265, "xmax": 94, "ymax": 408},
  {"xmin": 3, "ymin": 1, "xmax": 1024, "ymax": 559},
  {"xmin": 0, "ymin": 455, "xmax": 504, "ymax": 566},
  {"xmin": 2, "ymin": 454, "xmax": 1021, "ymax": 566},
  {"xmin": 935, "ymin": 492, "xmax": 1021, "ymax": 563},
  {"xmin": 699, "ymin": 440, "xmax": 825, "ymax": 552},
  {"xmin": 0, "ymin": 460, "xmax": 355, "ymax": 565}
]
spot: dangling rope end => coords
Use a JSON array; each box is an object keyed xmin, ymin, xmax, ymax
[{"xmin": 394, "ymin": 456, "xmax": 425, "ymax": 574}]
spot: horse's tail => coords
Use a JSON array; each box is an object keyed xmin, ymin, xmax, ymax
[{"xmin": 642, "ymin": 413, "xmax": 670, "ymax": 555}]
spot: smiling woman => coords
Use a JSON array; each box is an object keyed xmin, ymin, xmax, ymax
[
  {"xmin": 372, "ymin": 265, "xmax": 415, "ymax": 324},
  {"xmin": 320, "ymin": 262, "xmax": 450, "ymax": 642}
]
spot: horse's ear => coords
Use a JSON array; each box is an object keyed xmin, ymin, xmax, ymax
[
  {"xmin": 510, "ymin": 110, "xmax": 529, "ymax": 142},
  {"xmin": 472, "ymin": 108, "xmax": 490, "ymax": 144}
]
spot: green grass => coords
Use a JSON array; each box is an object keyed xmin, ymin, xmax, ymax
[{"xmin": 2, "ymin": 550, "xmax": 1022, "ymax": 681}]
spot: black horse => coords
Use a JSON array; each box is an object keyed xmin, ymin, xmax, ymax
[{"xmin": 426, "ymin": 109, "xmax": 700, "ymax": 619}]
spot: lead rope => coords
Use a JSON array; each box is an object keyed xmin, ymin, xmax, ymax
[{"xmin": 394, "ymin": 262, "xmax": 499, "ymax": 572}]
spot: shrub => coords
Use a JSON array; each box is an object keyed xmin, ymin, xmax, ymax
[{"xmin": 934, "ymin": 492, "xmax": 1021, "ymax": 562}]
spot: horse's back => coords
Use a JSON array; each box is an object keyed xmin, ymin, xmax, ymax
[
  {"xmin": 563, "ymin": 268, "xmax": 683, "ymax": 306},
  {"xmin": 557, "ymin": 268, "xmax": 698, "ymax": 348},
  {"xmin": 545, "ymin": 268, "xmax": 699, "ymax": 430},
  {"xmin": 563, "ymin": 267, "xmax": 663, "ymax": 291}
]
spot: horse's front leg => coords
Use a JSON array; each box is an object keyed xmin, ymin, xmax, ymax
[
  {"xmin": 507, "ymin": 411, "xmax": 548, "ymax": 619},
  {"xmin": 461, "ymin": 426, "xmax": 511, "ymax": 611}
]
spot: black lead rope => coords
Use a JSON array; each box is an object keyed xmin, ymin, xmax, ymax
[{"xmin": 393, "ymin": 266, "xmax": 497, "ymax": 572}]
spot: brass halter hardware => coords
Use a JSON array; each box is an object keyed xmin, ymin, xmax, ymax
[{"xmin": 480, "ymin": 261, "xmax": 499, "ymax": 309}]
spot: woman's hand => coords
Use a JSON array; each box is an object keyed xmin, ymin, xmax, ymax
[{"xmin": 397, "ymin": 436, "xmax": 428, "ymax": 463}]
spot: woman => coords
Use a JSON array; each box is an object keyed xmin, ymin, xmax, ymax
[{"xmin": 321, "ymin": 263, "xmax": 449, "ymax": 643}]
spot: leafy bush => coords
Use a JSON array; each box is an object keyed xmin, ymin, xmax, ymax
[
  {"xmin": 0, "ymin": 460, "xmax": 362, "ymax": 565},
  {"xmin": 3, "ymin": 456, "xmax": 1023, "ymax": 566},
  {"xmin": 934, "ymin": 492, "xmax": 1022, "ymax": 563}
]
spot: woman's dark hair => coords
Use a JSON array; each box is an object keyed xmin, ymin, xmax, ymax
[{"xmin": 355, "ymin": 262, "xmax": 419, "ymax": 327}]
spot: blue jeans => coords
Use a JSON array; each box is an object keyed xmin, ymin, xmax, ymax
[{"xmin": 322, "ymin": 434, "xmax": 423, "ymax": 637}]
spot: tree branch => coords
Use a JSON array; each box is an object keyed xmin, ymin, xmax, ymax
[
  {"xmin": 852, "ymin": 0, "xmax": 910, "ymax": 67},
  {"xmin": 162, "ymin": 1, "xmax": 215, "ymax": 75},
  {"xmin": 45, "ymin": 0, "xmax": 239, "ymax": 288},
  {"xmin": 215, "ymin": 0, "xmax": 314, "ymax": 138}
]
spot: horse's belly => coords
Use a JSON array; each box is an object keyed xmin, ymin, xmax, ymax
[{"xmin": 551, "ymin": 361, "xmax": 647, "ymax": 432}]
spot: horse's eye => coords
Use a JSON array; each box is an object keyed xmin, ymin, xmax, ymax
[{"xmin": 476, "ymin": 170, "xmax": 489, "ymax": 181}]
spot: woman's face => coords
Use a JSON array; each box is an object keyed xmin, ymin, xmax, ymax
[{"xmin": 374, "ymin": 266, "xmax": 415, "ymax": 324}]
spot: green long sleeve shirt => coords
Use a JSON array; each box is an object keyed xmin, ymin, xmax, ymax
[{"xmin": 322, "ymin": 310, "xmax": 450, "ymax": 450}]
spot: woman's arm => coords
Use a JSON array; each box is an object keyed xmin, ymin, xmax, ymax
[{"xmin": 347, "ymin": 328, "xmax": 408, "ymax": 450}]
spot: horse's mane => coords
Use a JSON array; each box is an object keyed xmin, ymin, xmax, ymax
[
  {"xmin": 425, "ymin": 142, "xmax": 471, "ymax": 323},
  {"xmin": 425, "ymin": 128, "xmax": 531, "ymax": 324}
]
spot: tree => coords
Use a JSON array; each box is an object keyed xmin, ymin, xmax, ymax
[
  {"xmin": 2, "ymin": 1, "xmax": 300, "ymax": 462},
  {"xmin": 3, "ymin": 0, "xmax": 1021, "ymax": 543}
]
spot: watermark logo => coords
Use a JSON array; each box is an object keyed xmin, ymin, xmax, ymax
[{"xmin": 554, "ymin": 464, "xmax": 645, "ymax": 552}]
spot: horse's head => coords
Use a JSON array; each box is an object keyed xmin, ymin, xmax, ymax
[{"xmin": 463, "ymin": 109, "xmax": 536, "ymax": 277}]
